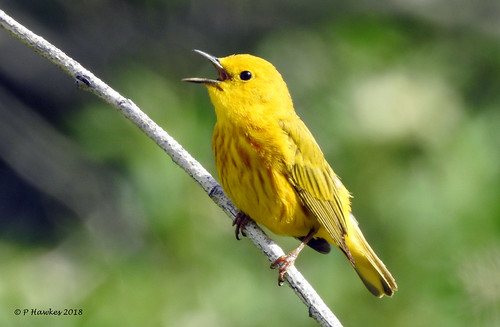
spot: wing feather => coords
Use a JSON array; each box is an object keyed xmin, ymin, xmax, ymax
[{"xmin": 279, "ymin": 119, "xmax": 351, "ymax": 254}]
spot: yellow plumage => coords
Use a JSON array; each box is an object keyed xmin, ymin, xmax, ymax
[{"xmin": 183, "ymin": 50, "xmax": 397, "ymax": 297}]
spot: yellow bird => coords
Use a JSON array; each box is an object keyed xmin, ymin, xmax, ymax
[{"xmin": 183, "ymin": 50, "xmax": 397, "ymax": 297}]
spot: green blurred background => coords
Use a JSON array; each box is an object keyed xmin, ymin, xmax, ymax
[{"xmin": 1, "ymin": 1, "xmax": 499, "ymax": 326}]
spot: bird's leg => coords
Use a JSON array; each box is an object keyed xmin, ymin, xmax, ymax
[
  {"xmin": 233, "ymin": 211, "xmax": 250, "ymax": 240},
  {"xmin": 271, "ymin": 228, "xmax": 317, "ymax": 286}
]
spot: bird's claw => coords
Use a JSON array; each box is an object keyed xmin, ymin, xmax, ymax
[
  {"xmin": 232, "ymin": 212, "xmax": 250, "ymax": 240},
  {"xmin": 271, "ymin": 254, "xmax": 298, "ymax": 286}
]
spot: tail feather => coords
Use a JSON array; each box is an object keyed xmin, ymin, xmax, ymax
[{"xmin": 345, "ymin": 213, "xmax": 398, "ymax": 297}]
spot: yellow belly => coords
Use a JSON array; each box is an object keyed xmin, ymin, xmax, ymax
[{"xmin": 213, "ymin": 124, "xmax": 317, "ymax": 237}]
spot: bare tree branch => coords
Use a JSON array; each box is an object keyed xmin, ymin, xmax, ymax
[{"xmin": 0, "ymin": 9, "xmax": 343, "ymax": 327}]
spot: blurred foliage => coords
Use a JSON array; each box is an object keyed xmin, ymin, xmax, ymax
[{"xmin": 0, "ymin": 1, "xmax": 499, "ymax": 326}]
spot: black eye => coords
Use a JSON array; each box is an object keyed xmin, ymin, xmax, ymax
[{"xmin": 239, "ymin": 71, "xmax": 252, "ymax": 81}]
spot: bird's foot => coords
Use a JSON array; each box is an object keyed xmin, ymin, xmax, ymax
[
  {"xmin": 232, "ymin": 212, "xmax": 250, "ymax": 240},
  {"xmin": 270, "ymin": 251, "xmax": 299, "ymax": 286}
]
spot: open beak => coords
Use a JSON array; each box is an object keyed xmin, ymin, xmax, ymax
[{"xmin": 182, "ymin": 49, "xmax": 230, "ymax": 86}]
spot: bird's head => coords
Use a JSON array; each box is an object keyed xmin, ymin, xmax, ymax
[{"xmin": 183, "ymin": 50, "xmax": 294, "ymax": 124}]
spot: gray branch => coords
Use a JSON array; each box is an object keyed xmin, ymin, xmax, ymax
[{"xmin": 0, "ymin": 9, "xmax": 343, "ymax": 327}]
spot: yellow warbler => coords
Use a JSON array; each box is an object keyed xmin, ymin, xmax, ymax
[{"xmin": 183, "ymin": 50, "xmax": 397, "ymax": 297}]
